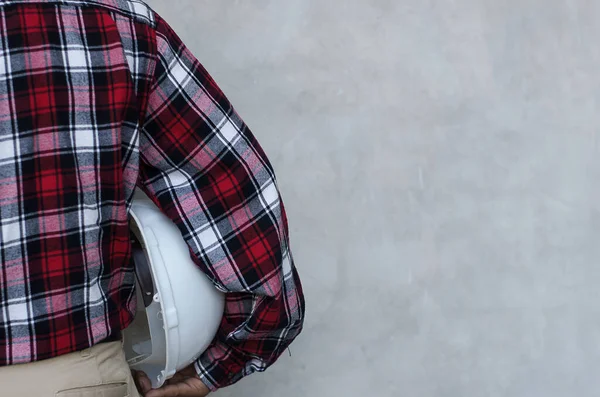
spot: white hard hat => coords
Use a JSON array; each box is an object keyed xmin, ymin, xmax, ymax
[{"xmin": 123, "ymin": 189, "xmax": 224, "ymax": 388}]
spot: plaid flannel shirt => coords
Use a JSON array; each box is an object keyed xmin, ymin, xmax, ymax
[{"xmin": 0, "ymin": 0, "xmax": 304, "ymax": 390}]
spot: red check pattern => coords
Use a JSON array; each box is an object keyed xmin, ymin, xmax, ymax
[{"xmin": 0, "ymin": 0, "xmax": 304, "ymax": 390}]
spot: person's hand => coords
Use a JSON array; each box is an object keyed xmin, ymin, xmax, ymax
[{"xmin": 133, "ymin": 365, "xmax": 211, "ymax": 397}]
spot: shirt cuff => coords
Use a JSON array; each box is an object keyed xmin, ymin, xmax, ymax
[{"xmin": 193, "ymin": 341, "xmax": 247, "ymax": 391}]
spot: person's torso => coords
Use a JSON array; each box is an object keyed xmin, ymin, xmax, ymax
[{"xmin": 0, "ymin": 0, "xmax": 158, "ymax": 365}]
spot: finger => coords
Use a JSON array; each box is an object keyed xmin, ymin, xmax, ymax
[
  {"xmin": 164, "ymin": 366, "xmax": 198, "ymax": 385},
  {"xmin": 139, "ymin": 374, "xmax": 152, "ymax": 393},
  {"xmin": 145, "ymin": 382, "xmax": 194, "ymax": 397},
  {"xmin": 132, "ymin": 370, "xmax": 153, "ymax": 394}
]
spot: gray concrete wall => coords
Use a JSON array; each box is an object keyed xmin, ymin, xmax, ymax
[{"xmin": 144, "ymin": 1, "xmax": 600, "ymax": 396}]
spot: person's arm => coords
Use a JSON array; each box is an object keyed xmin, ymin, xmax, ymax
[{"xmin": 137, "ymin": 14, "xmax": 305, "ymax": 391}]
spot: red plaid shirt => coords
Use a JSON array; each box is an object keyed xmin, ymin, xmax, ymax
[{"xmin": 0, "ymin": 0, "xmax": 304, "ymax": 390}]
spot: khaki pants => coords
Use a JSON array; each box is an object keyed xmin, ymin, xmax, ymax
[{"xmin": 0, "ymin": 341, "xmax": 140, "ymax": 397}]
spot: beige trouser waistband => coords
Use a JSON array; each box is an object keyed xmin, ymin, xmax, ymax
[{"xmin": 0, "ymin": 341, "xmax": 140, "ymax": 397}]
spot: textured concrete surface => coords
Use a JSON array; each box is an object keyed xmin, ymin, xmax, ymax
[{"xmin": 145, "ymin": 1, "xmax": 600, "ymax": 396}]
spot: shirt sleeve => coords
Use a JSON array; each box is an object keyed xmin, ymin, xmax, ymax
[{"xmin": 137, "ymin": 14, "xmax": 305, "ymax": 390}]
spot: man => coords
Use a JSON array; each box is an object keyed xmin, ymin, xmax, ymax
[{"xmin": 0, "ymin": 0, "xmax": 305, "ymax": 396}]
